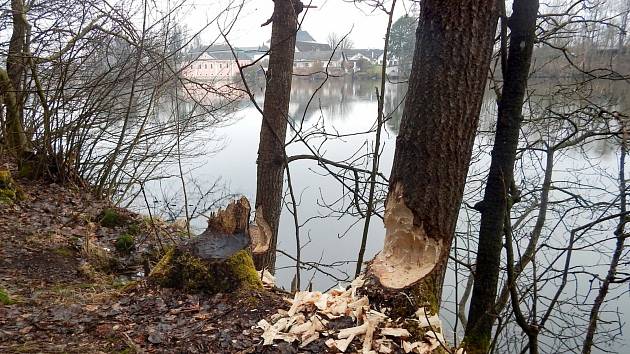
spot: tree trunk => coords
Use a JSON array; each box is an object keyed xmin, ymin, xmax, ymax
[
  {"xmin": 363, "ymin": 0, "xmax": 499, "ymax": 319},
  {"xmin": 253, "ymin": 0, "xmax": 302, "ymax": 271},
  {"xmin": 150, "ymin": 197, "xmax": 263, "ymax": 294},
  {"xmin": 464, "ymin": 0, "xmax": 539, "ymax": 352},
  {"xmin": 2, "ymin": 0, "xmax": 30, "ymax": 159},
  {"xmin": 618, "ymin": 2, "xmax": 628, "ymax": 53}
]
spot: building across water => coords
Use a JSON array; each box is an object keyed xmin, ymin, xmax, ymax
[{"xmin": 181, "ymin": 30, "xmax": 399, "ymax": 82}]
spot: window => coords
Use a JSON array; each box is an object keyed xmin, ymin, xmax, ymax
[{"xmin": 205, "ymin": 64, "xmax": 207, "ymax": 69}]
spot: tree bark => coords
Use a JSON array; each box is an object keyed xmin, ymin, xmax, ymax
[
  {"xmin": 253, "ymin": 0, "xmax": 303, "ymax": 271},
  {"xmin": 2, "ymin": 0, "xmax": 30, "ymax": 159},
  {"xmin": 363, "ymin": 0, "xmax": 499, "ymax": 318},
  {"xmin": 464, "ymin": 0, "xmax": 539, "ymax": 352}
]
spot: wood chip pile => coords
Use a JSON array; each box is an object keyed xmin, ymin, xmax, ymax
[
  {"xmin": 258, "ymin": 269, "xmax": 276, "ymax": 287},
  {"xmin": 257, "ymin": 276, "xmax": 455, "ymax": 353}
]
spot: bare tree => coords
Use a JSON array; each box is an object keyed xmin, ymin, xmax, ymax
[
  {"xmin": 253, "ymin": 0, "xmax": 304, "ymax": 271},
  {"xmin": 1, "ymin": 0, "xmax": 31, "ymax": 166},
  {"xmin": 0, "ymin": 0, "xmax": 241, "ymax": 199},
  {"xmin": 363, "ymin": 0, "xmax": 500, "ymax": 318},
  {"xmin": 464, "ymin": 0, "xmax": 540, "ymax": 352},
  {"xmin": 327, "ymin": 32, "xmax": 354, "ymax": 50},
  {"xmin": 355, "ymin": 0, "xmax": 396, "ymax": 278}
]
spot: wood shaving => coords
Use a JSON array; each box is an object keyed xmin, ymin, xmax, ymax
[
  {"xmin": 415, "ymin": 307, "xmax": 442, "ymax": 329},
  {"xmin": 380, "ymin": 327, "xmax": 410, "ymax": 338},
  {"xmin": 257, "ymin": 275, "xmax": 450, "ymax": 353},
  {"xmin": 257, "ymin": 269, "xmax": 276, "ymax": 287}
]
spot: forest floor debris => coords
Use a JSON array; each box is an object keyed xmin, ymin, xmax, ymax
[
  {"xmin": 257, "ymin": 276, "xmax": 450, "ymax": 354},
  {"xmin": 0, "ymin": 158, "xmax": 290, "ymax": 353}
]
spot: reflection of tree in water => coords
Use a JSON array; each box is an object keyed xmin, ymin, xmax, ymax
[
  {"xmin": 522, "ymin": 79, "xmax": 629, "ymax": 157},
  {"xmin": 385, "ymin": 78, "xmax": 630, "ymax": 159},
  {"xmin": 288, "ymin": 78, "xmax": 408, "ymax": 128},
  {"xmin": 282, "ymin": 77, "xmax": 626, "ymax": 157},
  {"xmin": 289, "ymin": 78, "xmax": 354, "ymax": 125},
  {"xmin": 383, "ymin": 82, "xmax": 408, "ymax": 135}
]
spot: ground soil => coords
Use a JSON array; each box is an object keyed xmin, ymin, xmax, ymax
[{"xmin": 0, "ymin": 160, "xmax": 298, "ymax": 353}]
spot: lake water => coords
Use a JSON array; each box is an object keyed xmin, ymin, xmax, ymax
[
  {"xmin": 194, "ymin": 78, "xmax": 405, "ymax": 289},
  {"xmin": 138, "ymin": 76, "xmax": 628, "ymax": 352}
]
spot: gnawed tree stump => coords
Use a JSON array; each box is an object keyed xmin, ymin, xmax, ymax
[{"xmin": 150, "ymin": 197, "xmax": 264, "ymax": 294}]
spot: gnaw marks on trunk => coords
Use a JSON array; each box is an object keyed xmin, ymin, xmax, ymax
[
  {"xmin": 369, "ymin": 184, "xmax": 443, "ymax": 290},
  {"xmin": 362, "ymin": 0, "xmax": 500, "ymax": 320}
]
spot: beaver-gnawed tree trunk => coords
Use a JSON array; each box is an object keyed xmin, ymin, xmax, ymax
[
  {"xmin": 464, "ymin": 0, "xmax": 539, "ymax": 351},
  {"xmin": 150, "ymin": 197, "xmax": 262, "ymax": 294},
  {"xmin": 362, "ymin": 0, "xmax": 499, "ymax": 319},
  {"xmin": 253, "ymin": 0, "xmax": 303, "ymax": 272}
]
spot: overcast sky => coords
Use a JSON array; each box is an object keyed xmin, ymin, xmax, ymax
[{"xmin": 180, "ymin": 0, "xmax": 415, "ymax": 49}]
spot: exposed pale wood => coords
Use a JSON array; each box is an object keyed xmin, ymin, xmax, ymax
[
  {"xmin": 187, "ymin": 197, "xmax": 251, "ymax": 260},
  {"xmin": 257, "ymin": 275, "xmax": 450, "ymax": 353}
]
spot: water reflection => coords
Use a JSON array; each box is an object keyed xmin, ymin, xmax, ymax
[{"xmin": 288, "ymin": 78, "xmax": 403, "ymax": 127}]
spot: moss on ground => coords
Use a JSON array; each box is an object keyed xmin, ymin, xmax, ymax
[
  {"xmin": 52, "ymin": 246, "xmax": 75, "ymax": 258},
  {"xmin": 99, "ymin": 208, "xmax": 127, "ymax": 228},
  {"xmin": 150, "ymin": 248, "xmax": 262, "ymax": 294},
  {"xmin": 0, "ymin": 288, "xmax": 15, "ymax": 305},
  {"xmin": 149, "ymin": 248, "xmax": 175, "ymax": 280},
  {"xmin": 115, "ymin": 234, "xmax": 135, "ymax": 254},
  {"xmin": 0, "ymin": 188, "xmax": 16, "ymax": 203}
]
